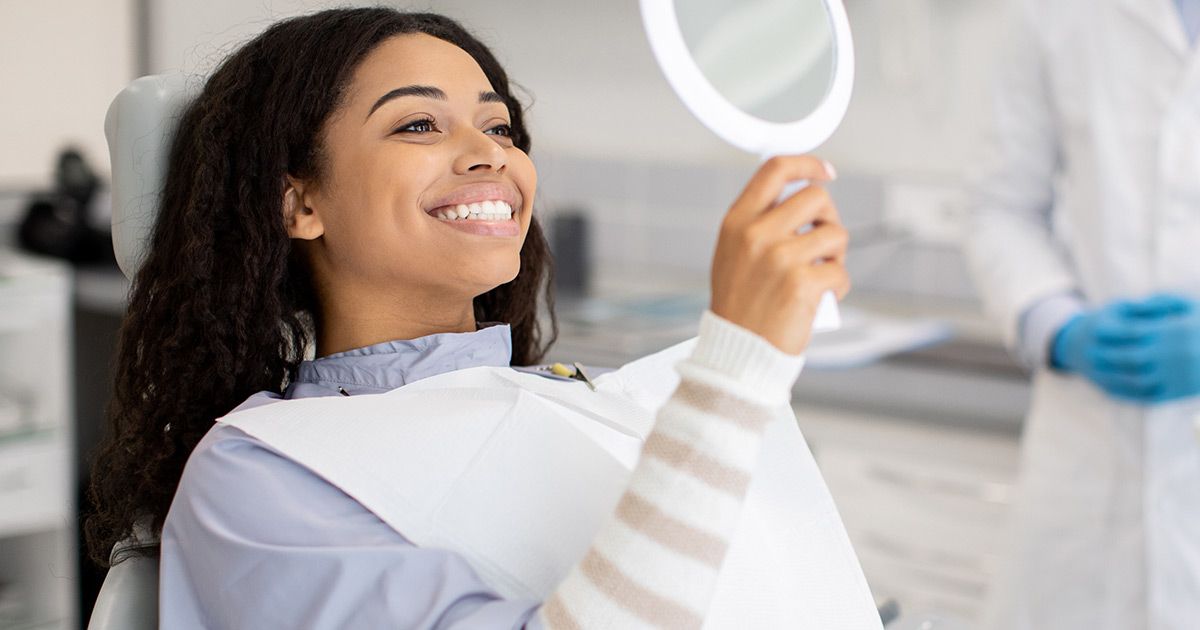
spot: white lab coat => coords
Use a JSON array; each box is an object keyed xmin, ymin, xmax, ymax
[{"xmin": 966, "ymin": 0, "xmax": 1200, "ymax": 628}]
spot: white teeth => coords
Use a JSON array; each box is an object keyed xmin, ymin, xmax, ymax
[{"xmin": 432, "ymin": 199, "xmax": 515, "ymax": 221}]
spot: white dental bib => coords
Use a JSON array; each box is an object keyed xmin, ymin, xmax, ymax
[{"xmin": 218, "ymin": 340, "xmax": 882, "ymax": 629}]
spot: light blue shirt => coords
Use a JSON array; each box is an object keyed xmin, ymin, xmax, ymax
[
  {"xmin": 159, "ymin": 324, "xmax": 548, "ymax": 629},
  {"xmin": 1018, "ymin": 291, "xmax": 1085, "ymax": 369},
  {"xmin": 1177, "ymin": 0, "xmax": 1200, "ymax": 45}
]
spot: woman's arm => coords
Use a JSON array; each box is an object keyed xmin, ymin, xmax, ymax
[
  {"xmin": 536, "ymin": 156, "xmax": 848, "ymax": 628},
  {"xmin": 535, "ymin": 310, "xmax": 801, "ymax": 628}
]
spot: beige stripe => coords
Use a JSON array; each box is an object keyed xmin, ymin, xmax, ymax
[
  {"xmin": 580, "ymin": 548, "xmax": 705, "ymax": 629},
  {"xmin": 643, "ymin": 432, "xmax": 750, "ymax": 497},
  {"xmin": 541, "ymin": 593, "xmax": 582, "ymax": 630},
  {"xmin": 616, "ymin": 491, "xmax": 729, "ymax": 569},
  {"xmin": 674, "ymin": 380, "xmax": 773, "ymax": 433}
]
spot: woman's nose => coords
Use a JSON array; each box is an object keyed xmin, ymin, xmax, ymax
[{"xmin": 452, "ymin": 128, "xmax": 508, "ymax": 174}]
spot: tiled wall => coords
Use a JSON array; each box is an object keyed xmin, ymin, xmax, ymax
[
  {"xmin": 534, "ymin": 152, "xmax": 751, "ymax": 278},
  {"xmin": 533, "ymin": 151, "xmax": 981, "ymax": 302}
]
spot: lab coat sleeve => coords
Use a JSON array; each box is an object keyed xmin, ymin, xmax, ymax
[
  {"xmin": 964, "ymin": 0, "xmax": 1079, "ymax": 348},
  {"xmin": 159, "ymin": 424, "xmax": 543, "ymax": 629}
]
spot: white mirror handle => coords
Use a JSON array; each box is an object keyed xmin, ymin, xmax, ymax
[{"xmin": 778, "ymin": 178, "xmax": 841, "ymax": 333}]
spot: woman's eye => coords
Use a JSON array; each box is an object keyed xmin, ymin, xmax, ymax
[
  {"xmin": 485, "ymin": 123, "xmax": 513, "ymax": 137},
  {"xmin": 395, "ymin": 118, "xmax": 438, "ymax": 134}
]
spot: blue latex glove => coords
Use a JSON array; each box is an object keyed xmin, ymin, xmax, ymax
[{"xmin": 1052, "ymin": 294, "xmax": 1200, "ymax": 404}]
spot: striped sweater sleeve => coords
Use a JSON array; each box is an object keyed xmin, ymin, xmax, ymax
[{"xmin": 535, "ymin": 309, "xmax": 805, "ymax": 629}]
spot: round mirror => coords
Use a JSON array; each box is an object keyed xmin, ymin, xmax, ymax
[
  {"xmin": 640, "ymin": 0, "xmax": 854, "ymax": 157},
  {"xmin": 641, "ymin": 0, "xmax": 854, "ymax": 331},
  {"xmin": 675, "ymin": 0, "xmax": 835, "ymax": 124}
]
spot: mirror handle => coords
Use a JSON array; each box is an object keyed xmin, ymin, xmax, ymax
[{"xmin": 778, "ymin": 179, "xmax": 842, "ymax": 333}]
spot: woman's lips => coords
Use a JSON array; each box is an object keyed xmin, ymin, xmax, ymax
[
  {"xmin": 428, "ymin": 199, "xmax": 519, "ymax": 237},
  {"xmin": 424, "ymin": 182, "xmax": 522, "ymax": 237}
]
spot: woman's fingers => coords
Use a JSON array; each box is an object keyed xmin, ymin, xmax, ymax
[
  {"xmin": 764, "ymin": 223, "xmax": 850, "ymax": 269},
  {"xmin": 726, "ymin": 155, "xmax": 837, "ymax": 226},
  {"xmin": 709, "ymin": 154, "xmax": 846, "ymax": 355},
  {"xmin": 823, "ymin": 263, "xmax": 853, "ymax": 300},
  {"xmin": 786, "ymin": 261, "xmax": 852, "ymax": 302},
  {"xmin": 751, "ymin": 185, "xmax": 843, "ymax": 252}
]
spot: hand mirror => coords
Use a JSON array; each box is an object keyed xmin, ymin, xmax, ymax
[{"xmin": 641, "ymin": 0, "xmax": 855, "ymax": 331}]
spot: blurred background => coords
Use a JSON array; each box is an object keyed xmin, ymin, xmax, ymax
[{"xmin": 0, "ymin": 0, "xmax": 1024, "ymax": 628}]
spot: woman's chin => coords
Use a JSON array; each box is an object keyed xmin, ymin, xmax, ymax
[{"xmin": 465, "ymin": 260, "xmax": 521, "ymax": 294}]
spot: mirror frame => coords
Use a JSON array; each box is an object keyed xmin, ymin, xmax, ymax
[{"xmin": 640, "ymin": 0, "xmax": 855, "ymax": 157}]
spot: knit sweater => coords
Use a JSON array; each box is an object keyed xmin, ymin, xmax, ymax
[{"xmin": 538, "ymin": 310, "xmax": 803, "ymax": 628}]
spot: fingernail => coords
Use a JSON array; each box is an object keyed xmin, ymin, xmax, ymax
[{"xmin": 823, "ymin": 160, "xmax": 838, "ymax": 180}]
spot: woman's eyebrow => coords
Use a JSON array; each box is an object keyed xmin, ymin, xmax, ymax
[
  {"xmin": 366, "ymin": 86, "xmax": 507, "ymax": 120},
  {"xmin": 478, "ymin": 90, "xmax": 504, "ymax": 104}
]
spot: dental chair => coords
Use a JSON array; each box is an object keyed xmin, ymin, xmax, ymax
[
  {"xmin": 87, "ymin": 73, "xmax": 199, "ymax": 630},
  {"xmin": 87, "ymin": 534, "xmax": 159, "ymax": 630}
]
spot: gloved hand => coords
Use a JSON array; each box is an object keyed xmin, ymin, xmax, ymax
[{"xmin": 1052, "ymin": 294, "xmax": 1200, "ymax": 404}]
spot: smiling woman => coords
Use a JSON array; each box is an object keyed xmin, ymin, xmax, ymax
[
  {"xmin": 86, "ymin": 7, "xmax": 875, "ymax": 630},
  {"xmin": 88, "ymin": 3, "xmax": 555, "ymax": 601}
]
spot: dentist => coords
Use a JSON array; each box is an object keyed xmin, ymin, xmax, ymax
[{"xmin": 966, "ymin": 0, "xmax": 1200, "ymax": 628}]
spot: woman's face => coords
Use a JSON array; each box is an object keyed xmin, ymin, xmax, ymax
[{"xmin": 296, "ymin": 33, "xmax": 536, "ymax": 308}]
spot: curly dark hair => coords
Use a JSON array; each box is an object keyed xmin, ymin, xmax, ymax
[{"xmin": 85, "ymin": 7, "xmax": 557, "ymax": 566}]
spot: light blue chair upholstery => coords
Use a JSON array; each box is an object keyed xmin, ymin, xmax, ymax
[
  {"xmin": 89, "ymin": 73, "xmax": 197, "ymax": 629},
  {"xmin": 86, "ymin": 539, "xmax": 159, "ymax": 630}
]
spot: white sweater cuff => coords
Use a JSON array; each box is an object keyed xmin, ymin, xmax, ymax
[{"xmin": 686, "ymin": 310, "xmax": 805, "ymax": 404}]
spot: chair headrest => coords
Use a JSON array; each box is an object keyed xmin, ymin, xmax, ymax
[{"xmin": 104, "ymin": 73, "xmax": 201, "ymax": 280}]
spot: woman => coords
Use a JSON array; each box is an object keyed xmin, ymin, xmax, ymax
[{"xmin": 87, "ymin": 8, "xmax": 875, "ymax": 629}]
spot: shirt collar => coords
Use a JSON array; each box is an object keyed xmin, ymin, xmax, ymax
[{"xmin": 284, "ymin": 323, "xmax": 513, "ymax": 398}]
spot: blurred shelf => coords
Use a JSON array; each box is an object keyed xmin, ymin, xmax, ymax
[
  {"xmin": 0, "ymin": 436, "xmax": 71, "ymax": 539},
  {"xmin": 0, "ymin": 616, "xmax": 66, "ymax": 630},
  {"xmin": 0, "ymin": 248, "xmax": 76, "ymax": 628},
  {"xmin": 0, "ymin": 427, "xmax": 59, "ymax": 448},
  {"xmin": 0, "ymin": 619, "xmax": 67, "ymax": 630},
  {"xmin": 797, "ymin": 405, "xmax": 1019, "ymax": 626}
]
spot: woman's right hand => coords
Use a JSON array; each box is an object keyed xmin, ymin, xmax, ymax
[{"xmin": 709, "ymin": 155, "xmax": 851, "ymax": 356}]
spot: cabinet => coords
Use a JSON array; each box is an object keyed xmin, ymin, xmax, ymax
[
  {"xmin": 0, "ymin": 250, "xmax": 75, "ymax": 629},
  {"xmin": 796, "ymin": 404, "xmax": 1020, "ymax": 626}
]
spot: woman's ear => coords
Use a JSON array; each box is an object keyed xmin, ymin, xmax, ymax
[{"xmin": 283, "ymin": 176, "xmax": 325, "ymax": 240}]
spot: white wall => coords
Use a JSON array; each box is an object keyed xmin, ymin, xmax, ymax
[
  {"xmin": 0, "ymin": 0, "xmax": 1007, "ymax": 187},
  {"xmin": 0, "ymin": 0, "xmax": 135, "ymax": 188},
  {"xmin": 142, "ymin": 0, "xmax": 1005, "ymax": 289},
  {"xmin": 148, "ymin": 0, "xmax": 742, "ymax": 166},
  {"xmin": 828, "ymin": 0, "xmax": 1006, "ymax": 179}
]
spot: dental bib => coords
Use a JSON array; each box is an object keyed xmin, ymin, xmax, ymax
[{"xmin": 218, "ymin": 340, "xmax": 881, "ymax": 629}]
